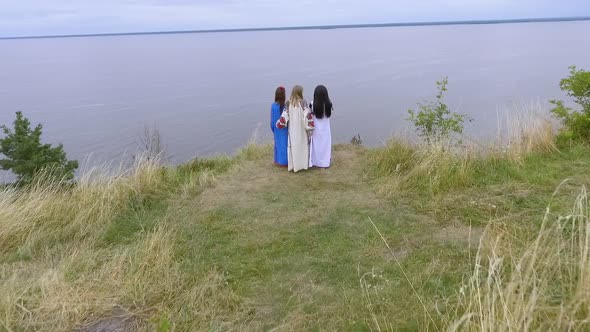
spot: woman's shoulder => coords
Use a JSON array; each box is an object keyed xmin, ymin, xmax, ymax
[{"xmin": 300, "ymin": 99, "xmax": 310, "ymax": 109}]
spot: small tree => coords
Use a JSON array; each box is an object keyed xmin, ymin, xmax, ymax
[
  {"xmin": 407, "ymin": 77, "xmax": 470, "ymax": 145},
  {"xmin": 550, "ymin": 66, "xmax": 590, "ymax": 143},
  {"xmin": 0, "ymin": 112, "xmax": 78, "ymax": 185}
]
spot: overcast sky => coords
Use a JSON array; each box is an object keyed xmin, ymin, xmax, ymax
[{"xmin": 1, "ymin": 0, "xmax": 589, "ymax": 37}]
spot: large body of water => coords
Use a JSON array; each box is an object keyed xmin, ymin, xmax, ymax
[{"xmin": 1, "ymin": 21, "xmax": 590, "ymax": 175}]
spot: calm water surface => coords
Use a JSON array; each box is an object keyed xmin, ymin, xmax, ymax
[{"xmin": 1, "ymin": 21, "xmax": 589, "ymax": 177}]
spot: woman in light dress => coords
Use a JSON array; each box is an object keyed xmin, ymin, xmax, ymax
[
  {"xmin": 276, "ymin": 85, "xmax": 315, "ymax": 172},
  {"xmin": 310, "ymin": 85, "xmax": 333, "ymax": 168}
]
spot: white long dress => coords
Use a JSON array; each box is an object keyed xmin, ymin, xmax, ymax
[
  {"xmin": 310, "ymin": 115, "xmax": 332, "ymax": 168},
  {"xmin": 276, "ymin": 99, "xmax": 314, "ymax": 172}
]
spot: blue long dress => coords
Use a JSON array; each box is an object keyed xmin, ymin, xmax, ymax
[{"xmin": 270, "ymin": 102, "xmax": 288, "ymax": 166}]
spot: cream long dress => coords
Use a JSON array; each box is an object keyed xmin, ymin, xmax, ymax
[{"xmin": 276, "ymin": 99, "xmax": 314, "ymax": 172}]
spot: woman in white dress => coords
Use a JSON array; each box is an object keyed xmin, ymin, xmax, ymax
[
  {"xmin": 276, "ymin": 85, "xmax": 314, "ymax": 172},
  {"xmin": 310, "ymin": 85, "xmax": 333, "ymax": 168}
]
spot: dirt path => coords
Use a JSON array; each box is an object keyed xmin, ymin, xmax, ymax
[{"xmin": 198, "ymin": 145, "xmax": 383, "ymax": 222}]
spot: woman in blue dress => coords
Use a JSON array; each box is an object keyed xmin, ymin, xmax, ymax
[{"xmin": 270, "ymin": 86, "xmax": 288, "ymax": 167}]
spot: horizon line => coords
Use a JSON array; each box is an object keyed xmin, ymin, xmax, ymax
[{"xmin": 1, "ymin": 16, "xmax": 590, "ymax": 40}]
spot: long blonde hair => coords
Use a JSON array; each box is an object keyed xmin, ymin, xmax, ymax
[{"xmin": 288, "ymin": 85, "xmax": 304, "ymax": 107}]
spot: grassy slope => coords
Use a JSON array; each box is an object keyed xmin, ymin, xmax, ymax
[
  {"xmin": 183, "ymin": 145, "xmax": 473, "ymax": 330},
  {"xmin": 1, "ymin": 143, "xmax": 590, "ymax": 331}
]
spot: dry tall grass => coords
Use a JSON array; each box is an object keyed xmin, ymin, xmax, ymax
[
  {"xmin": 369, "ymin": 104, "xmax": 558, "ymax": 197},
  {"xmin": 369, "ymin": 139, "xmax": 476, "ymax": 196},
  {"xmin": 447, "ymin": 185, "xmax": 590, "ymax": 331},
  {"xmin": 492, "ymin": 101, "xmax": 558, "ymax": 159},
  {"xmin": 0, "ymin": 156, "xmax": 172, "ymax": 329},
  {"xmin": 0, "ymin": 155, "xmax": 167, "ymax": 257},
  {"xmin": 0, "ymin": 154, "xmax": 247, "ymax": 331}
]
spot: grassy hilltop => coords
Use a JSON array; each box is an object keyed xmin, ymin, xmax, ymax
[{"xmin": 1, "ymin": 121, "xmax": 590, "ymax": 330}]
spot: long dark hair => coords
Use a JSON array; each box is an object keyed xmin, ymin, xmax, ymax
[
  {"xmin": 313, "ymin": 85, "xmax": 332, "ymax": 119},
  {"xmin": 275, "ymin": 86, "xmax": 286, "ymax": 109}
]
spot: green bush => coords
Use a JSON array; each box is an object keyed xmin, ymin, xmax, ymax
[
  {"xmin": 350, "ymin": 134, "xmax": 363, "ymax": 146},
  {"xmin": 551, "ymin": 66, "xmax": 590, "ymax": 144},
  {"xmin": 0, "ymin": 111, "xmax": 78, "ymax": 185},
  {"xmin": 407, "ymin": 77, "xmax": 470, "ymax": 145}
]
